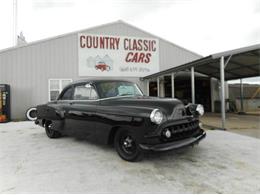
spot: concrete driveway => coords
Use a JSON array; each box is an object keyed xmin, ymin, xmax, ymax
[
  {"xmin": 201, "ymin": 113, "xmax": 260, "ymax": 139},
  {"xmin": 0, "ymin": 121, "xmax": 260, "ymax": 193}
]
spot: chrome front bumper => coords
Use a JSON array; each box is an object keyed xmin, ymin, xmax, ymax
[{"xmin": 139, "ymin": 130, "xmax": 206, "ymax": 152}]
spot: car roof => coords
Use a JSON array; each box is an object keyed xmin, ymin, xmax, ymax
[{"xmin": 70, "ymin": 79, "xmax": 135, "ymax": 85}]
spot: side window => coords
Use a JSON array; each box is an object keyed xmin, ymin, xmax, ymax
[
  {"xmin": 59, "ymin": 87, "xmax": 73, "ymax": 100},
  {"xmin": 73, "ymin": 84, "xmax": 98, "ymax": 100}
]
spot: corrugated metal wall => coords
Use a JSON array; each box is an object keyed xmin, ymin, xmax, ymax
[{"xmin": 0, "ymin": 21, "xmax": 201, "ymax": 119}]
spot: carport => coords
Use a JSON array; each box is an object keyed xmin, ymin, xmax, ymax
[{"xmin": 142, "ymin": 44, "xmax": 260, "ymax": 129}]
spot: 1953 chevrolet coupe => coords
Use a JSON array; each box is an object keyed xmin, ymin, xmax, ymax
[{"xmin": 35, "ymin": 80, "xmax": 206, "ymax": 161}]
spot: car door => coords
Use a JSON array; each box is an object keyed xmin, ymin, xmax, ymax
[
  {"xmin": 55, "ymin": 86, "xmax": 75, "ymax": 136},
  {"xmin": 66, "ymin": 83, "xmax": 98, "ymax": 139}
]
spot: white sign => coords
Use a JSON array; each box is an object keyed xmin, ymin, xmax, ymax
[{"xmin": 78, "ymin": 34, "xmax": 159, "ymax": 77}]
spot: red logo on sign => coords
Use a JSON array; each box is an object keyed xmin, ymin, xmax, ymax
[{"xmin": 95, "ymin": 61, "xmax": 111, "ymax": 72}]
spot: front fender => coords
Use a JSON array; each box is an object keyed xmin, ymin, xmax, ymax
[{"xmin": 97, "ymin": 105, "xmax": 154, "ymax": 118}]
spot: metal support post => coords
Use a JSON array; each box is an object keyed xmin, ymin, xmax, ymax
[
  {"xmin": 157, "ymin": 77, "xmax": 160, "ymax": 97},
  {"xmin": 191, "ymin": 67, "xmax": 195, "ymax": 104},
  {"xmin": 238, "ymin": 79, "xmax": 245, "ymax": 114},
  {"xmin": 220, "ymin": 56, "xmax": 226, "ymax": 130},
  {"xmin": 146, "ymin": 80, "xmax": 150, "ymax": 96},
  {"xmin": 171, "ymin": 73, "xmax": 175, "ymax": 98}
]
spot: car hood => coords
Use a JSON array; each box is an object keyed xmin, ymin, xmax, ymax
[{"xmin": 99, "ymin": 96, "xmax": 186, "ymax": 119}]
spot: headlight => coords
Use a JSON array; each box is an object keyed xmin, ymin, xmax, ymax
[
  {"xmin": 196, "ymin": 104, "xmax": 204, "ymax": 116},
  {"xmin": 150, "ymin": 109, "xmax": 163, "ymax": 124}
]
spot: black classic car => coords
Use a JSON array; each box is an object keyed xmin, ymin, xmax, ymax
[{"xmin": 36, "ymin": 80, "xmax": 206, "ymax": 161}]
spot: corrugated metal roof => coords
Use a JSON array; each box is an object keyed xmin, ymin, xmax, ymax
[{"xmin": 142, "ymin": 44, "xmax": 260, "ymax": 81}]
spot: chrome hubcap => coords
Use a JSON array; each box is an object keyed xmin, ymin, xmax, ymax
[
  {"xmin": 121, "ymin": 135, "xmax": 136, "ymax": 154},
  {"xmin": 123, "ymin": 136, "xmax": 133, "ymax": 148}
]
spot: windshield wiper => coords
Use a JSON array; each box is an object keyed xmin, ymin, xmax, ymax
[{"xmin": 118, "ymin": 93, "xmax": 134, "ymax": 96}]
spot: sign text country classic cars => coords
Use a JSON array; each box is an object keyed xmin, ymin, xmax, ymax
[{"xmin": 78, "ymin": 34, "xmax": 159, "ymax": 77}]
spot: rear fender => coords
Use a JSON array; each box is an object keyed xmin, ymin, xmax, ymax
[{"xmin": 36, "ymin": 104, "xmax": 65, "ymax": 131}]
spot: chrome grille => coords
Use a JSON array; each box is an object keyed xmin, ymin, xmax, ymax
[
  {"xmin": 171, "ymin": 121, "xmax": 199, "ymax": 133},
  {"xmin": 161, "ymin": 120, "xmax": 199, "ymax": 141}
]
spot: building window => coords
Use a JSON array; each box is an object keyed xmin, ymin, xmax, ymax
[{"xmin": 48, "ymin": 79, "xmax": 72, "ymax": 101}]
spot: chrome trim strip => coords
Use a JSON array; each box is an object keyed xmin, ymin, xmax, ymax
[{"xmin": 52, "ymin": 95, "xmax": 144, "ymax": 103}]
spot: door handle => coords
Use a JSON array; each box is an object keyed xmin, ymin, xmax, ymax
[{"xmin": 69, "ymin": 102, "xmax": 74, "ymax": 105}]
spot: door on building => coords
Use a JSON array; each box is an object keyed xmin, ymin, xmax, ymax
[
  {"xmin": 195, "ymin": 78, "xmax": 211, "ymax": 112},
  {"xmin": 149, "ymin": 81, "xmax": 158, "ymax": 97}
]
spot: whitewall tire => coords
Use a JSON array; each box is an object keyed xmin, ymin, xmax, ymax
[{"xmin": 26, "ymin": 107, "xmax": 37, "ymax": 121}]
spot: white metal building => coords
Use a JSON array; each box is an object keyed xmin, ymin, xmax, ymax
[{"xmin": 0, "ymin": 20, "xmax": 202, "ymax": 119}]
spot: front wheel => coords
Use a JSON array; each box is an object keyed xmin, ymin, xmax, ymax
[
  {"xmin": 114, "ymin": 129, "xmax": 143, "ymax": 162},
  {"xmin": 45, "ymin": 121, "xmax": 61, "ymax": 138}
]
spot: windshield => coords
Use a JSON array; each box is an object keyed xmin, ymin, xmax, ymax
[{"xmin": 96, "ymin": 81, "xmax": 143, "ymax": 99}]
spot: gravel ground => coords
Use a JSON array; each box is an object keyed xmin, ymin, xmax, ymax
[{"xmin": 0, "ymin": 121, "xmax": 260, "ymax": 193}]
